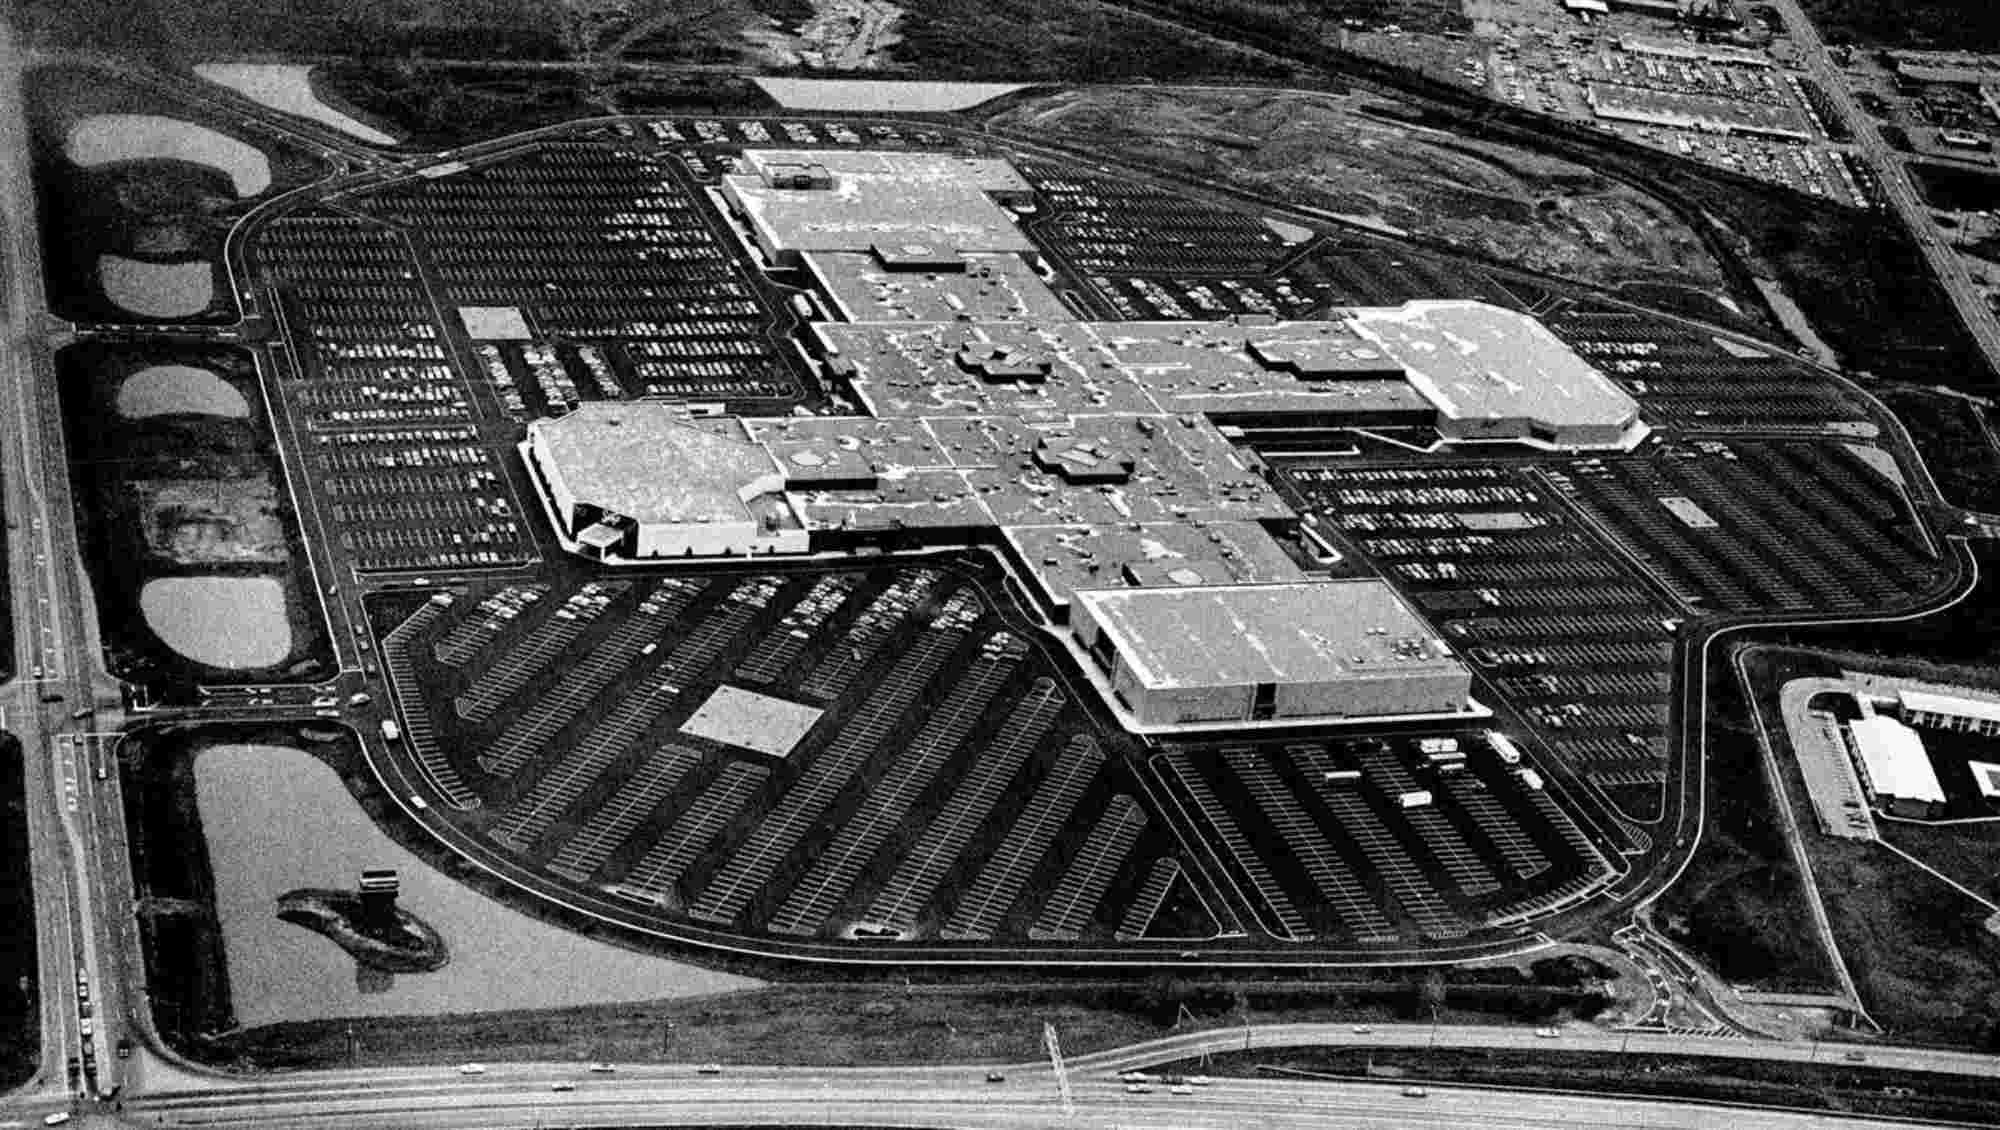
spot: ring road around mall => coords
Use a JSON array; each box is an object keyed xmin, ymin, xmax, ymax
[{"xmin": 152, "ymin": 119, "xmax": 1968, "ymax": 970}]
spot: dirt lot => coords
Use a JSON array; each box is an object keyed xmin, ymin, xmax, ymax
[{"xmin": 989, "ymin": 87, "xmax": 1729, "ymax": 300}]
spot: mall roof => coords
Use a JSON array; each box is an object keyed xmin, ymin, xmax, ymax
[
  {"xmin": 801, "ymin": 251, "xmax": 1073, "ymax": 324},
  {"xmin": 728, "ymin": 149, "xmax": 1035, "ymax": 255},
  {"xmin": 1073, "ymin": 580, "xmax": 1460, "ymax": 691},
  {"xmin": 1849, "ymin": 715, "xmax": 1945, "ymax": 804},
  {"xmin": 1346, "ymin": 301, "xmax": 1639, "ymax": 432},
  {"xmin": 1003, "ymin": 521, "xmax": 1308, "ymax": 609},
  {"xmin": 531, "ymin": 402, "xmax": 778, "ymax": 527}
]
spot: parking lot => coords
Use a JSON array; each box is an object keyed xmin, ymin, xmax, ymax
[
  {"xmin": 1281, "ymin": 461, "xmax": 1678, "ymax": 824},
  {"xmin": 1439, "ymin": 5, "xmax": 1871, "ymax": 208},
  {"xmin": 1154, "ymin": 732, "xmax": 1612, "ymax": 945},
  {"xmin": 1549, "ymin": 305, "xmax": 1874, "ymax": 428},
  {"xmin": 374, "ymin": 560, "xmax": 1210, "ymax": 948},
  {"xmin": 1546, "ymin": 439, "xmax": 1943, "ymax": 616}
]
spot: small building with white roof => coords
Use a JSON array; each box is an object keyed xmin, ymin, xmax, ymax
[{"xmin": 1845, "ymin": 714, "xmax": 1945, "ymax": 817}]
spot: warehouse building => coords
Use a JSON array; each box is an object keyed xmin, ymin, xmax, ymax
[
  {"xmin": 1070, "ymin": 581, "xmax": 1471, "ymax": 727},
  {"xmin": 1844, "ymin": 715, "xmax": 1945, "ymax": 818},
  {"xmin": 1898, "ymin": 687, "xmax": 2000, "ymax": 736}
]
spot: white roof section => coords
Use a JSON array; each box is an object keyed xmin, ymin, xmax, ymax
[
  {"xmin": 530, "ymin": 402, "xmax": 779, "ymax": 526},
  {"xmin": 1074, "ymin": 580, "xmax": 1463, "ymax": 690},
  {"xmin": 1900, "ymin": 688, "xmax": 2000, "ymax": 725},
  {"xmin": 681, "ymin": 685, "xmax": 823, "ymax": 758},
  {"xmin": 1849, "ymin": 716, "xmax": 1945, "ymax": 804},
  {"xmin": 1346, "ymin": 301, "xmax": 1639, "ymax": 431},
  {"xmin": 1969, "ymin": 761, "xmax": 2000, "ymax": 799},
  {"xmin": 728, "ymin": 150, "xmax": 1034, "ymax": 256}
]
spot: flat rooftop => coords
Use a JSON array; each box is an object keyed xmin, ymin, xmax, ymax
[
  {"xmin": 681, "ymin": 685, "xmax": 824, "ymax": 758},
  {"xmin": 1004, "ymin": 521, "xmax": 1307, "ymax": 609},
  {"xmin": 1074, "ymin": 580, "xmax": 1462, "ymax": 691},
  {"xmin": 727, "ymin": 149, "xmax": 1035, "ymax": 256},
  {"xmin": 1849, "ymin": 715, "xmax": 1945, "ymax": 804},
  {"xmin": 816, "ymin": 319, "xmax": 1435, "ymax": 421},
  {"xmin": 803, "ymin": 251, "xmax": 1074, "ymax": 324},
  {"xmin": 530, "ymin": 402, "xmax": 782, "ymax": 527},
  {"xmin": 1346, "ymin": 301, "xmax": 1639, "ymax": 432}
]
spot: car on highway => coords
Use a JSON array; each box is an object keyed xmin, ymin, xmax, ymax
[
  {"xmin": 984, "ymin": 1071, "xmax": 1006, "ymax": 1083},
  {"xmin": 588, "ymin": 1062, "xmax": 616, "ymax": 1073},
  {"xmin": 1185, "ymin": 1075, "xmax": 1212, "ymax": 1086},
  {"xmin": 457, "ymin": 1063, "xmax": 487, "ymax": 1075},
  {"xmin": 1352, "ymin": 1024, "xmax": 1375, "ymax": 1034},
  {"xmin": 1169, "ymin": 1083, "xmax": 1195, "ymax": 1096},
  {"xmin": 549, "ymin": 1081, "xmax": 575, "ymax": 1092},
  {"xmin": 1402, "ymin": 1086, "xmax": 1429, "ymax": 1098},
  {"xmin": 697, "ymin": 1063, "xmax": 723, "ymax": 1075},
  {"xmin": 1124, "ymin": 1083, "xmax": 1154, "ymax": 1094},
  {"xmin": 1535, "ymin": 1026, "xmax": 1561, "ymax": 1038},
  {"xmin": 43, "ymin": 1113, "xmax": 70, "ymax": 1126}
]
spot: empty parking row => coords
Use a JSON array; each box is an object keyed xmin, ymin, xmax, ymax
[
  {"xmin": 941, "ymin": 735, "xmax": 1108, "ymax": 943},
  {"xmin": 545, "ymin": 743, "xmax": 710, "ymax": 882},
  {"xmin": 1028, "ymin": 795, "xmax": 1149, "ymax": 942},
  {"xmin": 608, "ymin": 761, "xmax": 773, "ymax": 906},
  {"xmin": 688, "ymin": 592, "xmax": 985, "ymax": 927},
  {"xmin": 1158, "ymin": 751, "xmax": 1309, "ymax": 943},
  {"xmin": 1224, "ymin": 748, "xmax": 1395, "ymax": 944},
  {"xmin": 860, "ymin": 679, "xmax": 1067, "ymax": 937},
  {"xmin": 767, "ymin": 634, "xmax": 1030, "ymax": 937}
]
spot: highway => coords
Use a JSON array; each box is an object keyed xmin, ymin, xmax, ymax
[
  {"xmin": 0, "ymin": 12, "xmax": 117, "ymax": 1111},
  {"xmin": 106, "ymin": 1051, "xmax": 1993, "ymax": 1130},
  {"xmin": 1764, "ymin": 0, "xmax": 2000, "ymax": 376}
]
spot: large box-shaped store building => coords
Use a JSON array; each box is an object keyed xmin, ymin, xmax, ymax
[{"xmin": 1071, "ymin": 581, "xmax": 1470, "ymax": 726}]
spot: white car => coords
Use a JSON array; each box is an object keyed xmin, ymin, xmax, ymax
[
  {"xmin": 1124, "ymin": 1083, "xmax": 1154, "ymax": 1094},
  {"xmin": 1185, "ymin": 1075, "xmax": 1212, "ymax": 1086},
  {"xmin": 550, "ymin": 1081, "xmax": 575, "ymax": 1092},
  {"xmin": 1535, "ymin": 1027, "xmax": 1561, "ymax": 1039},
  {"xmin": 1169, "ymin": 1083, "xmax": 1195, "ymax": 1096},
  {"xmin": 457, "ymin": 1063, "xmax": 488, "ymax": 1076},
  {"xmin": 588, "ymin": 1062, "xmax": 616, "ymax": 1073}
]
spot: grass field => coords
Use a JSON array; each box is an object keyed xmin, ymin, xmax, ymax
[
  {"xmin": 1166, "ymin": 1046, "xmax": 2000, "ymax": 1125},
  {"xmin": 1652, "ymin": 651, "xmax": 1840, "ymax": 996},
  {"xmin": 202, "ymin": 973, "xmax": 1608, "ymax": 1070},
  {"xmin": 889, "ymin": 0, "xmax": 1295, "ymax": 82},
  {"xmin": 0, "ymin": 737, "xmax": 38, "ymax": 1089},
  {"xmin": 1879, "ymin": 388, "xmax": 2000, "ymax": 513},
  {"xmin": 1799, "ymin": 0, "xmax": 2000, "ymax": 50},
  {"xmin": 989, "ymin": 87, "xmax": 1730, "ymax": 303}
]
